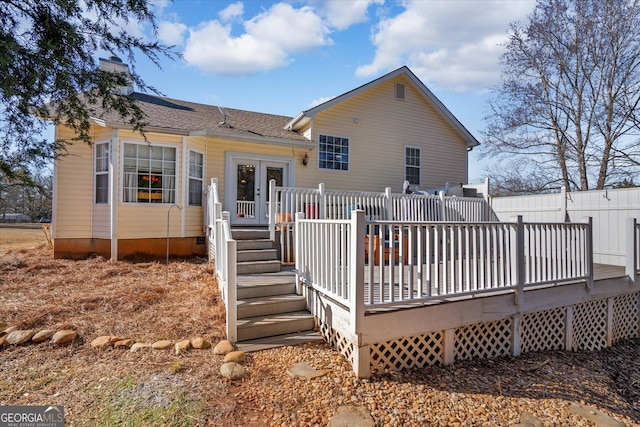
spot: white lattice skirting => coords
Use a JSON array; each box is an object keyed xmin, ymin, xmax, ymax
[{"xmin": 323, "ymin": 291, "xmax": 640, "ymax": 374}]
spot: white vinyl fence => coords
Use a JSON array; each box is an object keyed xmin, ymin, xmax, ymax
[{"xmin": 491, "ymin": 186, "xmax": 640, "ymax": 266}]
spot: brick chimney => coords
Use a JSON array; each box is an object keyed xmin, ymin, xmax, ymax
[{"xmin": 98, "ymin": 56, "xmax": 134, "ymax": 96}]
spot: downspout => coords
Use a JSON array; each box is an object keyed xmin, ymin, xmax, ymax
[
  {"xmin": 181, "ymin": 136, "xmax": 187, "ymax": 237},
  {"xmin": 110, "ymin": 129, "xmax": 119, "ymax": 260}
]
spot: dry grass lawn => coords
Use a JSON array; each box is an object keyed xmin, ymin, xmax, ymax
[{"xmin": 0, "ymin": 228, "xmax": 238, "ymax": 426}]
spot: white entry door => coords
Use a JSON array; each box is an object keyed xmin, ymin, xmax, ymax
[{"xmin": 230, "ymin": 158, "xmax": 289, "ymax": 225}]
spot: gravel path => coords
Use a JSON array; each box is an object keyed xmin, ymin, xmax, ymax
[{"xmin": 232, "ymin": 339, "xmax": 640, "ymax": 426}]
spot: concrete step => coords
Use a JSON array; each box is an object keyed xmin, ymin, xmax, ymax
[
  {"xmin": 237, "ymin": 311, "xmax": 315, "ymax": 342},
  {"xmin": 232, "ymin": 229, "xmax": 270, "ymax": 241},
  {"xmin": 237, "ymin": 260, "xmax": 281, "ymax": 275},
  {"xmin": 236, "ymin": 239, "xmax": 274, "ymax": 251},
  {"xmin": 237, "ymin": 248, "xmax": 278, "ymax": 262},
  {"xmin": 237, "ymin": 294, "xmax": 307, "ymax": 319}
]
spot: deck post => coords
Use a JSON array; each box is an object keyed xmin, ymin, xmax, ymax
[
  {"xmin": 585, "ymin": 217, "xmax": 594, "ymax": 291},
  {"xmin": 269, "ymin": 179, "xmax": 277, "ymax": 241},
  {"xmin": 226, "ymin": 237, "xmax": 237, "ymax": 343},
  {"xmin": 565, "ymin": 306, "xmax": 574, "ymax": 351},
  {"xmin": 319, "ymin": 183, "xmax": 326, "ymax": 219},
  {"xmin": 514, "ymin": 215, "xmax": 525, "ymax": 306},
  {"xmin": 512, "ymin": 316, "xmax": 521, "ymax": 357},
  {"xmin": 350, "ymin": 210, "xmax": 369, "ymax": 378},
  {"xmin": 385, "ymin": 187, "xmax": 393, "ymax": 220},
  {"xmin": 626, "ymin": 218, "xmax": 637, "ymax": 284},
  {"xmin": 295, "ymin": 212, "xmax": 305, "ymax": 295}
]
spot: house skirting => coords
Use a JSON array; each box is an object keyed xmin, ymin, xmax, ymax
[
  {"xmin": 307, "ymin": 275, "xmax": 640, "ymax": 378},
  {"xmin": 53, "ymin": 237, "xmax": 206, "ymax": 260}
]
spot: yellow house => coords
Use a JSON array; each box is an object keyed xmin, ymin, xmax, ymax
[{"xmin": 52, "ymin": 61, "xmax": 479, "ymax": 259}]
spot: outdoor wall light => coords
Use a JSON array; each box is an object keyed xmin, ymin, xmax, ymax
[{"xmin": 302, "ymin": 153, "xmax": 309, "ymax": 166}]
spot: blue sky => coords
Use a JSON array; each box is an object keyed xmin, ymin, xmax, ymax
[{"xmin": 120, "ymin": 0, "xmax": 537, "ymax": 183}]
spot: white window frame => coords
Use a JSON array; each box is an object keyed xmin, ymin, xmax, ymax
[
  {"xmin": 405, "ymin": 146, "xmax": 421, "ymax": 185},
  {"xmin": 188, "ymin": 149, "xmax": 204, "ymax": 206},
  {"xmin": 121, "ymin": 141, "xmax": 177, "ymax": 204},
  {"xmin": 94, "ymin": 141, "xmax": 110, "ymax": 204},
  {"xmin": 318, "ymin": 134, "xmax": 349, "ymax": 171}
]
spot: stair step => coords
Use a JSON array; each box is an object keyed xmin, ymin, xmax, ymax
[
  {"xmin": 236, "ymin": 239, "xmax": 274, "ymax": 251},
  {"xmin": 237, "ymin": 249, "xmax": 278, "ymax": 262},
  {"xmin": 232, "ymin": 229, "xmax": 270, "ymax": 240},
  {"xmin": 237, "ymin": 294, "xmax": 307, "ymax": 319},
  {"xmin": 236, "ymin": 270, "xmax": 296, "ymax": 298},
  {"xmin": 237, "ymin": 260, "xmax": 281, "ymax": 275},
  {"xmin": 237, "ymin": 311, "xmax": 315, "ymax": 342}
]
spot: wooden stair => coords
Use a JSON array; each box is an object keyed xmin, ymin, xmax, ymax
[{"xmin": 233, "ymin": 229, "xmax": 315, "ymax": 342}]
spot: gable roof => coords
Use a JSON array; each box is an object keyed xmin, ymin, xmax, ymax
[
  {"xmin": 285, "ymin": 66, "xmax": 480, "ymax": 148},
  {"xmin": 89, "ymin": 92, "xmax": 312, "ymax": 147}
]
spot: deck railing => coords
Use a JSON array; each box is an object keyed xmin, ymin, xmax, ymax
[
  {"xmin": 295, "ymin": 211, "xmax": 594, "ymax": 311},
  {"xmin": 269, "ymin": 181, "xmax": 490, "ymax": 237},
  {"xmin": 205, "ymin": 178, "xmax": 237, "ymax": 342}
]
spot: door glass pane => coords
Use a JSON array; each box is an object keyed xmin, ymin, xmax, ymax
[
  {"xmin": 265, "ymin": 167, "xmax": 283, "ymax": 202},
  {"xmin": 237, "ymin": 164, "xmax": 255, "ymax": 218}
]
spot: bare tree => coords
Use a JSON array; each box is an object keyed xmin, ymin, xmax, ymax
[{"xmin": 482, "ymin": 0, "xmax": 640, "ymax": 191}]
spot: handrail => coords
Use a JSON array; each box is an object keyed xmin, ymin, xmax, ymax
[
  {"xmin": 295, "ymin": 213, "xmax": 594, "ymax": 313},
  {"xmin": 270, "ymin": 181, "xmax": 491, "ymax": 241},
  {"xmin": 205, "ymin": 178, "xmax": 237, "ymax": 342}
]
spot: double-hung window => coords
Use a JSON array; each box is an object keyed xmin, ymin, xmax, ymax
[
  {"xmin": 318, "ymin": 134, "xmax": 349, "ymax": 171},
  {"xmin": 123, "ymin": 143, "xmax": 176, "ymax": 203},
  {"xmin": 405, "ymin": 146, "xmax": 421, "ymax": 185},
  {"xmin": 188, "ymin": 150, "xmax": 204, "ymax": 206},
  {"xmin": 95, "ymin": 142, "xmax": 109, "ymax": 204}
]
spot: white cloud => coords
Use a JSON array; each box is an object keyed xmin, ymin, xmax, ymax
[
  {"xmin": 318, "ymin": 0, "xmax": 384, "ymax": 30},
  {"xmin": 158, "ymin": 20, "xmax": 188, "ymax": 46},
  {"xmin": 184, "ymin": 20, "xmax": 288, "ymax": 75},
  {"xmin": 183, "ymin": 2, "xmax": 331, "ymax": 75},
  {"xmin": 246, "ymin": 3, "xmax": 330, "ymax": 52},
  {"xmin": 219, "ymin": 2, "xmax": 244, "ymax": 22},
  {"xmin": 356, "ymin": 0, "xmax": 535, "ymax": 92},
  {"xmin": 308, "ymin": 96, "xmax": 335, "ymax": 109}
]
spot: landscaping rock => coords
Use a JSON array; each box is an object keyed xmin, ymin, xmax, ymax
[
  {"xmin": 287, "ymin": 361, "xmax": 331, "ymax": 380},
  {"xmin": 223, "ymin": 350, "xmax": 246, "ymax": 363},
  {"xmin": 130, "ymin": 343, "xmax": 152, "ymax": 352},
  {"xmin": 191, "ymin": 337, "xmax": 211, "ymax": 349},
  {"xmin": 6, "ymin": 330, "xmax": 35, "ymax": 345},
  {"xmin": 113, "ymin": 338, "xmax": 134, "ymax": 349},
  {"xmin": 0, "ymin": 335, "xmax": 7, "ymax": 346},
  {"xmin": 90, "ymin": 335, "xmax": 119, "ymax": 349},
  {"xmin": 51, "ymin": 330, "xmax": 77, "ymax": 345},
  {"xmin": 1, "ymin": 325, "xmax": 18, "ymax": 336},
  {"xmin": 328, "ymin": 406, "xmax": 375, "ymax": 427},
  {"xmin": 213, "ymin": 339, "xmax": 234, "ymax": 355},
  {"xmin": 32, "ymin": 330, "xmax": 56, "ymax": 343},
  {"xmin": 174, "ymin": 339, "xmax": 191, "ymax": 355},
  {"xmin": 220, "ymin": 362, "xmax": 246, "ymax": 380},
  {"xmin": 569, "ymin": 402, "xmax": 626, "ymax": 427},
  {"xmin": 152, "ymin": 340, "xmax": 173, "ymax": 350}
]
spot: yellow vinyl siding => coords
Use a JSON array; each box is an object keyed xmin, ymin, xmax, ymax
[
  {"xmin": 295, "ymin": 75, "xmax": 468, "ymax": 192},
  {"xmin": 92, "ymin": 205, "xmax": 110, "ymax": 238},
  {"xmin": 54, "ymin": 126, "xmax": 95, "ymax": 238},
  {"xmin": 185, "ymin": 136, "xmax": 206, "ymax": 236}
]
